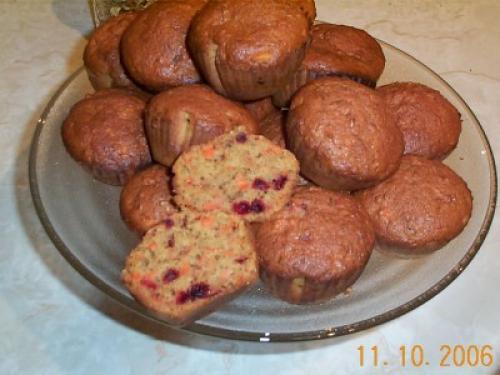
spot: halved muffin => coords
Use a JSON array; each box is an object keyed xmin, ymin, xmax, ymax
[{"xmin": 122, "ymin": 210, "xmax": 258, "ymax": 326}]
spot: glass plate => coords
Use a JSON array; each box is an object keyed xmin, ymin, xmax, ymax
[
  {"xmin": 29, "ymin": 41, "xmax": 496, "ymax": 342},
  {"xmin": 89, "ymin": 0, "xmax": 156, "ymax": 26}
]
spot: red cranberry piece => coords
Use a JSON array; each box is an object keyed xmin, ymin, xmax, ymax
[
  {"xmin": 250, "ymin": 199, "xmax": 265, "ymax": 213},
  {"xmin": 163, "ymin": 268, "xmax": 179, "ymax": 283},
  {"xmin": 176, "ymin": 291, "xmax": 190, "ymax": 304},
  {"xmin": 235, "ymin": 133, "xmax": 247, "ymax": 143},
  {"xmin": 189, "ymin": 283, "xmax": 210, "ymax": 299},
  {"xmin": 164, "ymin": 218, "xmax": 174, "ymax": 229},
  {"xmin": 272, "ymin": 175, "xmax": 288, "ymax": 190},
  {"xmin": 175, "ymin": 283, "xmax": 211, "ymax": 304},
  {"xmin": 233, "ymin": 201, "xmax": 251, "ymax": 215},
  {"xmin": 252, "ymin": 178, "xmax": 269, "ymax": 191},
  {"xmin": 140, "ymin": 278, "xmax": 158, "ymax": 290},
  {"xmin": 235, "ymin": 256, "xmax": 248, "ymax": 264}
]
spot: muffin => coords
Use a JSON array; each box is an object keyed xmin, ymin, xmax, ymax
[
  {"xmin": 62, "ymin": 89, "xmax": 151, "ymax": 185},
  {"xmin": 259, "ymin": 108, "xmax": 286, "ymax": 148},
  {"xmin": 122, "ymin": 210, "xmax": 258, "ymax": 326},
  {"xmin": 287, "ymin": 77, "xmax": 403, "ymax": 191},
  {"xmin": 120, "ymin": 164, "xmax": 178, "ymax": 235},
  {"xmin": 83, "ymin": 12, "xmax": 138, "ymax": 90},
  {"xmin": 244, "ymin": 97, "xmax": 277, "ymax": 125},
  {"xmin": 121, "ymin": 0, "xmax": 207, "ymax": 92},
  {"xmin": 145, "ymin": 84, "xmax": 259, "ymax": 166},
  {"xmin": 173, "ymin": 127, "xmax": 300, "ymax": 222},
  {"xmin": 289, "ymin": 0, "xmax": 316, "ymax": 25},
  {"xmin": 378, "ymin": 82, "xmax": 462, "ymax": 159},
  {"xmin": 188, "ymin": 0, "xmax": 310, "ymax": 101},
  {"xmin": 256, "ymin": 186, "xmax": 375, "ymax": 304},
  {"xmin": 273, "ymin": 24, "xmax": 385, "ymax": 107},
  {"xmin": 357, "ymin": 156, "xmax": 473, "ymax": 253}
]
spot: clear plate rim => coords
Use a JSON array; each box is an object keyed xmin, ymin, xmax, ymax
[{"xmin": 29, "ymin": 40, "xmax": 497, "ymax": 343}]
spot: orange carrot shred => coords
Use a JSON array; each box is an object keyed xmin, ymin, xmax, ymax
[
  {"xmin": 237, "ymin": 179, "xmax": 249, "ymax": 190},
  {"xmin": 202, "ymin": 145, "xmax": 215, "ymax": 158},
  {"xmin": 180, "ymin": 263, "xmax": 191, "ymax": 275},
  {"xmin": 201, "ymin": 215, "xmax": 214, "ymax": 228},
  {"xmin": 203, "ymin": 201, "xmax": 220, "ymax": 211}
]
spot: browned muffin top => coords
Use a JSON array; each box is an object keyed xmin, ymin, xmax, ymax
[
  {"xmin": 188, "ymin": 0, "xmax": 310, "ymax": 96},
  {"xmin": 146, "ymin": 84, "xmax": 259, "ymax": 166},
  {"xmin": 378, "ymin": 82, "xmax": 462, "ymax": 160},
  {"xmin": 289, "ymin": 0, "xmax": 316, "ymax": 25},
  {"xmin": 287, "ymin": 77, "xmax": 403, "ymax": 190},
  {"xmin": 244, "ymin": 97, "xmax": 277, "ymax": 124},
  {"xmin": 304, "ymin": 24, "xmax": 385, "ymax": 85},
  {"xmin": 357, "ymin": 155, "xmax": 472, "ymax": 251},
  {"xmin": 120, "ymin": 164, "xmax": 178, "ymax": 235},
  {"xmin": 84, "ymin": 12, "xmax": 138, "ymax": 90},
  {"xmin": 121, "ymin": 0, "xmax": 207, "ymax": 92},
  {"xmin": 259, "ymin": 108, "xmax": 286, "ymax": 148},
  {"xmin": 256, "ymin": 186, "xmax": 375, "ymax": 282},
  {"xmin": 62, "ymin": 89, "xmax": 151, "ymax": 185}
]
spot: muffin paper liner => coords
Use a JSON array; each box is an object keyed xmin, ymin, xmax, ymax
[{"xmin": 259, "ymin": 267, "xmax": 363, "ymax": 305}]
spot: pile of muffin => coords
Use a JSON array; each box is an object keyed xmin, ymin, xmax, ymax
[{"xmin": 61, "ymin": 0, "xmax": 473, "ymax": 326}]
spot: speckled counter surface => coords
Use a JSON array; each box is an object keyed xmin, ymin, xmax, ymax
[{"xmin": 1, "ymin": 1, "xmax": 499, "ymax": 374}]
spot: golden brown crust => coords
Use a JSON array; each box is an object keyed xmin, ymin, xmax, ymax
[
  {"xmin": 357, "ymin": 156, "xmax": 472, "ymax": 253},
  {"xmin": 289, "ymin": 0, "xmax": 316, "ymax": 25},
  {"xmin": 273, "ymin": 23, "xmax": 385, "ymax": 107},
  {"xmin": 304, "ymin": 24, "xmax": 385, "ymax": 83},
  {"xmin": 120, "ymin": 165, "xmax": 178, "ymax": 235},
  {"xmin": 188, "ymin": 0, "xmax": 310, "ymax": 100},
  {"xmin": 145, "ymin": 84, "xmax": 259, "ymax": 166},
  {"xmin": 62, "ymin": 89, "xmax": 151, "ymax": 185},
  {"xmin": 378, "ymin": 82, "xmax": 462, "ymax": 160},
  {"xmin": 121, "ymin": 0, "xmax": 207, "ymax": 92},
  {"xmin": 84, "ymin": 12, "xmax": 138, "ymax": 90},
  {"xmin": 287, "ymin": 77, "xmax": 403, "ymax": 191},
  {"xmin": 256, "ymin": 186, "xmax": 374, "ymax": 304},
  {"xmin": 259, "ymin": 108, "xmax": 286, "ymax": 148},
  {"xmin": 244, "ymin": 97, "xmax": 277, "ymax": 124}
]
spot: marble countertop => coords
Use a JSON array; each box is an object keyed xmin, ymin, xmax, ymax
[{"xmin": 1, "ymin": 1, "xmax": 499, "ymax": 374}]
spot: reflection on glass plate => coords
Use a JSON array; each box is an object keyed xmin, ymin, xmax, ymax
[
  {"xmin": 89, "ymin": 0, "xmax": 156, "ymax": 26},
  {"xmin": 29, "ymin": 41, "xmax": 496, "ymax": 342}
]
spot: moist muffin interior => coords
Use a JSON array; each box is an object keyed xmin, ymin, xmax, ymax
[
  {"xmin": 122, "ymin": 210, "xmax": 258, "ymax": 325},
  {"xmin": 173, "ymin": 127, "xmax": 299, "ymax": 222}
]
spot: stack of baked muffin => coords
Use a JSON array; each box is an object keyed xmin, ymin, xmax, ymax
[{"xmin": 61, "ymin": 0, "xmax": 472, "ymax": 326}]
